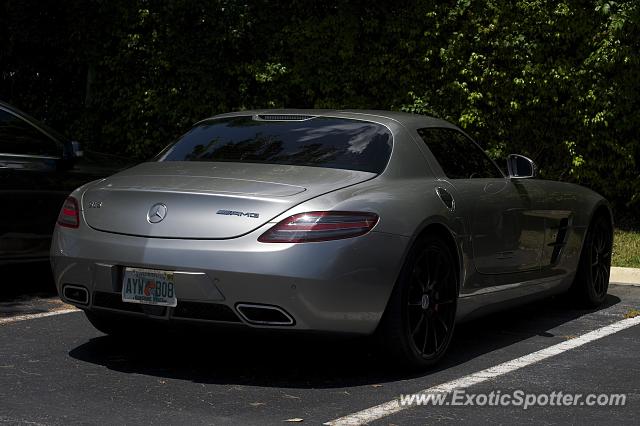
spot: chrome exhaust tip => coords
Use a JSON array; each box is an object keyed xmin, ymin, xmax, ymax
[
  {"xmin": 62, "ymin": 285, "xmax": 89, "ymax": 305},
  {"xmin": 236, "ymin": 303, "xmax": 295, "ymax": 326}
]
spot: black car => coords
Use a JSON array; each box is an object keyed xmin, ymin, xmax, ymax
[{"xmin": 0, "ymin": 101, "xmax": 129, "ymax": 266}]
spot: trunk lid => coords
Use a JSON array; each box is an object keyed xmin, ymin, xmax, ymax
[{"xmin": 81, "ymin": 162, "xmax": 374, "ymax": 239}]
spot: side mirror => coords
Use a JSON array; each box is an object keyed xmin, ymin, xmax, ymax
[
  {"xmin": 507, "ymin": 154, "xmax": 537, "ymax": 179},
  {"xmin": 58, "ymin": 140, "xmax": 84, "ymax": 171},
  {"xmin": 71, "ymin": 141, "xmax": 84, "ymax": 158}
]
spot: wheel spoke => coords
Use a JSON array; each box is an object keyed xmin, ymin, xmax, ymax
[
  {"xmin": 430, "ymin": 253, "xmax": 441, "ymax": 290},
  {"xmin": 422, "ymin": 317, "xmax": 430, "ymax": 354},
  {"xmin": 432, "ymin": 320, "xmax": 439, "ymax": 352},
  {"xmin": 436, "ymin": 314, "xmax": 449, "ymax": 334},
  {"xmin": 599, "ymin": 264, "xmax": 609, "ymax": 294},
  {"xmin": 591, "ymin": 245, "xmax": 599, "ymax": 265},
  {"xmin": 597, "ymin": 230, "xmax": 607, "ymax": 252},
  {"xmin": 412, "ymin": 315, "xmax": 425, "ymax": 337},
  {"xmin": 412, "ymin": 265, "xmax": 428, "ymax": 291},
  {"xmin": 439, "ymin": 266, "xmax": 451, "ymax": 288},
  {"xmin": 423, "ymin": 256, "xmax": 432, "ymax": 290},
  {"xmin": 596, "ymin": 271, "xmax": 604, "ymax": 295},
  {"xmin": 407, "ymin": 284, "xmax": 423, "ymax": 306}
]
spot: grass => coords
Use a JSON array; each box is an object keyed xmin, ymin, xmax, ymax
[
  {"xmin": 624, "ymin": 309, "xmax": 640, "ymax": 319},
  {"xmin": 612, "ymin": 228, "xmax": 640, "ymax": 268}
]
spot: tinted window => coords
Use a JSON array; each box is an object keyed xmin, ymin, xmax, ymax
[
  {"xmin": 417, "ymin": 128, "xmax": 502, "ymax": 179},
  {"xmin": 157, "ymin": 116, "xmax": 393, "ymax": 173},
  {"xmin": 0, "ymin": 109, "xmax": 60, "ymax": 157}
]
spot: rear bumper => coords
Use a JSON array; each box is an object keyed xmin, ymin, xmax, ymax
[{"xmin": 50, "ymin": 223, "xmax": 409, "ymax": 335}]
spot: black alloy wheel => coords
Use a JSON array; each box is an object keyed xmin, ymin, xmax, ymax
[
  {"xmin": 589, "ymin": 217, "xmax": 612, "ymax": 299},
  {"xmin": 572, "ymin": 213, "xmax": 613, "ymax": 307},
  {"xmin": 405, "ymin": 243, "xmax": 458, "ymax": 361},
  {"xmin": 378, "ymin": 234, "xmax": 458, "ymax": 369}
]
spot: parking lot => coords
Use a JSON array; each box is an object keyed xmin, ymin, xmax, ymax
[{"xmin": 1, "ymin": 274, "xmax": 638, "ymax": 425}]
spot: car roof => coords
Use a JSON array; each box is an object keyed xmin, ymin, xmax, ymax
[
  {"xmin": 0, "ymin": 100, "xmax": 29, "ymax": 117},
  {"xmin": 0, "ymin": 100, "xmax": 68, "ymax": 144},
  {"xmin": 206, "ymin": 109, "xmax": 458, "ymax": 130}
]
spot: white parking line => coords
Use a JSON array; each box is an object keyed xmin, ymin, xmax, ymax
[
  {"xmin": 325, "ymin": 315, "xmax": 640, "ymax": 425},
  {"xmin": 0, "ymin": 308, "xmax": 80, "ymax": 326}
]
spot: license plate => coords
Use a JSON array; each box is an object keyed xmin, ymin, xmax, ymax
[{"xmin": 122, "ymin": 267, "xmax": 177, "ymax": 307}]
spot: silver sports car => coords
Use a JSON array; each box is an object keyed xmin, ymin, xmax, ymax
[{"xmin": 51, "ymin": 110, "xmax": 613, "ymax": 368}]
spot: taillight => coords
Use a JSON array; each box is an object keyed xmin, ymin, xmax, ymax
[
  {"xmin": 258, "ymin": 211, "xmax": 379, "ymax": 243},
  {"xmin": 57, "ymin": 196, "xmax": 80, "ymax": 228}
]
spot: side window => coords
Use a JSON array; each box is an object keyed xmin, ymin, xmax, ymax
[
  {"xmin": 417, "ymin": 128, "xmax": 503, "ymax": 179},
  {"xmin": 0, "ymin": 109, "xmax": 60, "ymax": 157}
]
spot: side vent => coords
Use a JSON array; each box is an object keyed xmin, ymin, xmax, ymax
[
  {"xmin": 549, "ymin": 218, "xmax": 570, "ymax": 264},
  {"xmin": 256, "ymin": 114, "xmax": 314, "ymax": 121}
]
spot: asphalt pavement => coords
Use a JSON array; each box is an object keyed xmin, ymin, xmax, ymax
[{"xmin": 0, "ymin": 276, "xmax": 638, "ymax": 425}]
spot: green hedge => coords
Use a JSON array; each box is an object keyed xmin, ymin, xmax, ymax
[{"xmin": 1, "ymin": 0, "xmax": 638, "ymax": 219}]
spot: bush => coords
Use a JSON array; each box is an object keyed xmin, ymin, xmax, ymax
[{"xmin": 0, "ymin": 0, "xmax": 638, "ymax": 218}]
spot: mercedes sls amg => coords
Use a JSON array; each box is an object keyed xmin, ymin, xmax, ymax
[{"xmin": 51, "ymin": 110, "xmax": 613, "ymax": 368}]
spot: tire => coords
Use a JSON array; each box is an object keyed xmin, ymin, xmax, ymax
[
  {"xmin": 571, "ymin": 213, "xmax": 613, "ymax": 307},
  {"xmin": 377, "ymin": 234, "xmax": 458, "ymax": 369}
]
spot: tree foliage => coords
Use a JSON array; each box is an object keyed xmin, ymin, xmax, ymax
[{"xmin": 1, "ymin": 0, "xmax": 638, "ymax": 218}]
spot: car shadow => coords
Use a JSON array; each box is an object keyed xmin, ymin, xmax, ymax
[{"xmin": 68, "ymin": 293, "xmax": 621, "ymax": 389}]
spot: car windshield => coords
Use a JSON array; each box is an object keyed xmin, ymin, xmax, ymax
[{"xmin": 156, "ymin": 116, "xmax": 393, "ymax": 173}]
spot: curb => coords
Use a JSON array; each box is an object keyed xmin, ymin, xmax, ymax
[{"xmin": 610, "ymin": 267, "xmax": 640, "ymax": 286}]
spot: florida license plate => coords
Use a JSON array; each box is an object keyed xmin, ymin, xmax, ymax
[{"xmin": 122, "ymin": 267, "xmax": 177, "ymax": 307}]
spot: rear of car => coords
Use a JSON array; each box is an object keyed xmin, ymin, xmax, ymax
[{"xmin": 50, "ymin": 113, "xmax": 410, "ymax": 334}]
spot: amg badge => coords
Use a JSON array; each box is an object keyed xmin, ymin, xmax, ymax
[{"xmin": 216, "ymin": 209, "xmax": 260, "ymax": 219}]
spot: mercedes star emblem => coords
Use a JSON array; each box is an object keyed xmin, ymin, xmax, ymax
[{"xmin": 147, "ymin": 203, "xmax": 167, "ymax": 223}]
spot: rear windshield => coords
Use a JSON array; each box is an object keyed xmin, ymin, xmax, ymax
[{"xmin": 156, "ymin": 116, "xmax": 393, "ymax": 173}]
